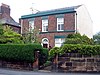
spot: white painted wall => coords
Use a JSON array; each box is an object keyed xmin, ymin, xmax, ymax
[{"xmin": 76, "ymin": 5, "xmax": 93, "ymax": 38}]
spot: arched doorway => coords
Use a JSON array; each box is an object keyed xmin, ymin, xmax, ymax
[{"xmin": 42, "ymin": 38, "xmax": 49, "ymax": 48}]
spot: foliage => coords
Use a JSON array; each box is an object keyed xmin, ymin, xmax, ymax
[
  {"xmin": 49, "ymin": 47, "xmax": 60, "ymax": 59},
  {"xmin": 39, "ymin": 48, "xmax": 48, "ymax": 65},
  {"xmin": 0, "ymin": 25, "xmax": 23, "ymax": 44},
  {"xmin": 0, "ymin": 24, "xmax": 3, "ymax": 35},
  {"xmin": 64, "ymin": 33, "xmax": 94, "ymax": 45},
  {"xmin": 49, "ymin": 44, "xmax": 100, "ymax": 58},
  {"xmin": 23, "ymin": 26, "xmax": 40, "ymax": 44},
  {"xmin": 0, "ymin": 44, "xmax": 48, "ymax": 63},
  {"xmin": 60, "ymin": 44, "xmax": 100, "ymax": 55},
  {"xmin": 93, "ymin": 32, "xmax": 100, "ymax": 44}
]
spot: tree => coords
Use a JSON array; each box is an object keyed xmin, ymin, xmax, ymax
[
  {"xmin": 64, "ymin": 33, "xmax": 94, "ymax": 45},
  {"xmin": 93, "ymin": 32, "xmax": 100, "ymax": 44},
  {"xmin": 0, "ymin": 24, "xmax": 23, "ymax": 44},
  {"xmin": 0, "ymin": 24, "xmax": 3, "ymax": 35},
  {"xmin": 23, "ymin": 26, "xmax": 40, "ymax": 44}
]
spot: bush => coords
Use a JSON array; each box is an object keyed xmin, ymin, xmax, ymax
[
  {"xmin": 64, "ymin": 33, "xmax": 94, "ymax": 45},
  {"xmin": 0, "ymin": 44, "xmax": 48, "ymax": 63},
  {"xmin": 39, "ymin": 48, "xmax": 48, "ymax": 65},
  {"xmin": 60, "ymin": 44, "xmax": 100, "ymax": 55},
  {"xmin": 49, "ymin": 44, "xmax": 100, "ymax": 58},
  {"xmin": 0, "ymin": 25, "xmax": 23, "ymax": 44},
  {"xmin": 49, "ymin": 47, "xmax": 60, "ymax": 59}
]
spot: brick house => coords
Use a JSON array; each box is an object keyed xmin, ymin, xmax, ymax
[
  {"xmin": 0, "ymin": 3, "xmax": 21, "ymax": 33},
  {"xmin": 20, "ymin": 5, "xmax": 92, "ymax": 48}
]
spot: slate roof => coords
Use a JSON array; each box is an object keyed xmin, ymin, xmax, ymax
[
  {"xmin": 0, "ymin": 18, "xmax": 20, "ymax": 27},
  {"xmin": 21, "ymin": 5, "xmax": 81, "ymax": 19},
  {"xmin": 0, "ymin": 13, "xmax": 20, "ymax": 27}
]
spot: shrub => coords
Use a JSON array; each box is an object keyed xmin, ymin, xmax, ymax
[
  {"xmin": 39, "ymin": 48, "xmax": 48, "ymax": 65},
  {"xmin": 64, "ymin": 33, "xmax": 94, "ymax": 45},
  {"xmin": 60, "ymin": 44, "xmax": 100, "ymax": 56},
  {"xmin": 49, "ymin": 47, "xmax": 60, "ymax": 59},
  {"xmin": 0, "ymin": 44, "xmax": 48, "ymax": 63},
  {"xmin": 49, "ymin": 44, "xmax": 100, "ymax": 58},
  {"xmin": 0, "ymin": 25, "xmax": 23, "ymax": 44}
]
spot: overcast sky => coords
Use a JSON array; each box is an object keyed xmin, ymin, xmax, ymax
[{"xmin": 0, "ymin": 0, "xmax": 100, "ymax": 34}]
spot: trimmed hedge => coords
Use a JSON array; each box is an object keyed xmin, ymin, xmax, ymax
[
  {"xmin": 0, "ymin": 44, "xmax": 48, "ymax": 63},
  {"xmin": 39, "ymin": 48, "xmax": 48, "ymax": 65}
]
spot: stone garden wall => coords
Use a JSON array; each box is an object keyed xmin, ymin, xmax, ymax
[{"xmin": 53, "ymin": 53, "xmax": 100, "ymax": 72}]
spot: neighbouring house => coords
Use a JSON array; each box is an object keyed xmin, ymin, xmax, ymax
[
  {"xmin": 0, "ymin": 3, "xmax": 21, "ymax": 33},
  {"xmin": 20, "ymin": 5, "xmax": 93, "ymax": 48}
]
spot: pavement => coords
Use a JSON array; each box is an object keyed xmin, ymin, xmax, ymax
[{"xmin": 0, "ymin": 68, "xmax": 100, "ymax": 75}]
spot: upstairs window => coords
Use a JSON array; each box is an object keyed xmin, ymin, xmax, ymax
[
  {"xmin": 57, "ymin": 18, "xmax": 64, "ymax": 31},
  {"xmin": 29, "ymin": 20, "xmax": 34, "ymax": 32},
  {"xmin": 42, "ymin": 19, "xmax": 48, "ymax": 32}
]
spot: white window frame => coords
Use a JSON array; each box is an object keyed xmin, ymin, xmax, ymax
[
  {"xmin": 29, "ymin": 20, "xmax": 34, "ymax": 32},
  {"xmin": 42, "ymin": 19, "xmax": 48, "ymax": 32},
  {"xmin": 55, "ymin": 38, "xmax": 65, "ymax": 47},
  {"xmin": 57, "ymin": 18, "xmax": 64, "ymax": 31}
]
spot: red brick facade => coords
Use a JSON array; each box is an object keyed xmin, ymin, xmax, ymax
[
  {"xmin": 10, "ymin": 25, "xmax": 21, "ymax": 33},
  {"xmin": 21, "ymin": 13, "xmax": 75, "ymax": 47},
  {"xmin": 21, "ymin": 19, "xmax": 29, "ymax": 34},
  {"xmin": 64, "ymin": 13, "xmax": 75, "ymax": 30}
]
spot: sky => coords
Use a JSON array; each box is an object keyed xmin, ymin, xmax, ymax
[{"xmin": 0, "ymin": 0, "xmax": 100, "ymax": 34}]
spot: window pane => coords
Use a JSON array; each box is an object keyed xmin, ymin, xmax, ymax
[
  {"xmin": 43, "ymin": 26, "xmax": 46, "ymax": 31},
  {"xmin": 61, "ymin": 24, "xmax": 64, "ymax": 30},
  {"xmin": 42, "ymin": 19, "xmax": 48, "ymax": 32},
  {"xmin": 55, "ymin": 39, "xmax": 59, "ymax": 43},
  {"xmin": 46, "ymin": 26, "xmax": 48, "ymax": 31},
  {"xmin": 55, "ymin": 38, "xmax": 65, "ymax": 47},
  {"xmin": 58, "ymin": 24, "xmax": 60, "ymax": 30},
  {"xmin": 29, "ymin": 21, "xmax": 34, "ymax": 32},
  {"xmin": 57, "ymin": 18, "xmax": 64, "ymax": 31}
]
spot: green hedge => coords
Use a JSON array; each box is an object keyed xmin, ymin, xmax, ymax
[
  {"xmin": 49, "ymin": 44, "xmax": 100, "ymax": 59},
  {"xmin": 0, "ymin": 44, "xmax": 48, "ymax": 63},
  {"xmin": 39, "ymin": 48, "xmax": 48, "ymax": 65},
  {"xmin": 60, "ymin": 44, "xmax": 100, "ymax": 55}
]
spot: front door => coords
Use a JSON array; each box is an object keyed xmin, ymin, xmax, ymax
[{"xmin": 43, "ymin": 44, "xmax": 48, "ymax": 48}]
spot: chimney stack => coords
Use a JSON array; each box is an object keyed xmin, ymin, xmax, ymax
[{"xmin": 0, "ymin": 3, "xmax": 10, "ymax": 16}]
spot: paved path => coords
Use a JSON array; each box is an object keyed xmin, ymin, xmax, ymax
[{"xmin": 0, "ymin": 68, "xmax": 100, "ymax": 75}]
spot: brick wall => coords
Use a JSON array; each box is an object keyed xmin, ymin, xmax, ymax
[
  {"xmin": 34, "ymin": 17, "xmax": 42, "ymax": 30},
  {"xmin": 64, "ymin": 13, "xmax": 75, "ymax": 30},
  {"xmin": 21, "ymin": 19, "xmax": 29, "ymax": 34},
  {"xmin": 48, "ymin": 15, "xmax": 57, "ymax": 31},
  {"xmin": 10, "ymin": 26, "xmax": 21, "ymax": 33}
]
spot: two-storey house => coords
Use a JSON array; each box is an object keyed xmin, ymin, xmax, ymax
[{"xmin": 20, "ymin": 5, "xmax": 93, "ymax": 48}]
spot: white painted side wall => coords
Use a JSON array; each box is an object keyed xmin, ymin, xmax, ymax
[{"xmin": 76, "ymin": 5, "xmax": 93, "ymax": 38}]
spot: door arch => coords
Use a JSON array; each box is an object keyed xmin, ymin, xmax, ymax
[{"xmin": 42, "ymin": 38, "xmax": 49, "ymax": 48}]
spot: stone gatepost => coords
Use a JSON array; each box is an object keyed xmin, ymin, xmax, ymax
[
  {"xmin": 52, "ymin": 53, "xmax": 58, "ymax": 72},
  {"xmin": 33, "ymin": 51, "xmax": 39, "ymax": 71}
]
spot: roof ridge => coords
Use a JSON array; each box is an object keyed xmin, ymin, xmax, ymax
[
  {"xmin": 37, "ymin": 5, "xmax": 82, "ymax": 14},
  {"xmin": 21, "ymin": 5, "xmax": 82, "ymax": 19}
]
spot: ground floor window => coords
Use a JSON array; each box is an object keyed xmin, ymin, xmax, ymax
[{"xmin": 55, "ymin": 38, "xmax": 65, "ymax": 47}]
